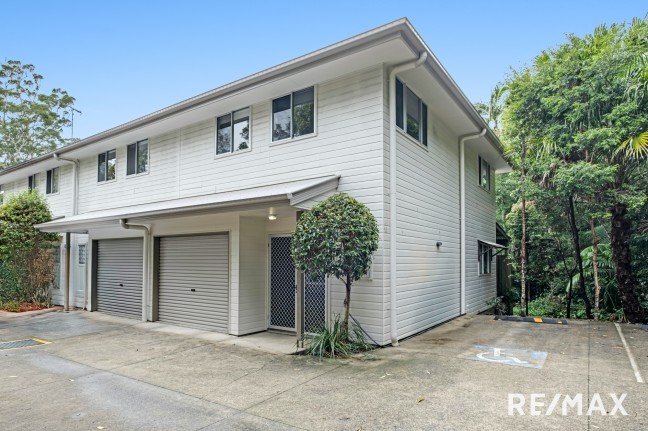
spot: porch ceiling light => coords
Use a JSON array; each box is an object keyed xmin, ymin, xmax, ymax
[{"xmin": 268, "ymin": 214, "xmax": 277, "ymax": 221}]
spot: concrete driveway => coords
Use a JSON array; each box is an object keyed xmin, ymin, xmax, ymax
[{"xmin": 1, "ymin": 311, "xmax": 646, "ymax": 430}]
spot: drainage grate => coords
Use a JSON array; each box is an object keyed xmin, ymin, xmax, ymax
[
  {"xmin": 0, "ymin": 338, "xmax": 49, "ymax": 350},
  {"xmin": 494, "ymin": 316, "xmax": 568, "ymax": 325}
]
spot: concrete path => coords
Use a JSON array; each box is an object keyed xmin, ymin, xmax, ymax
[{"xmin": 1, "ymin": 311, "xmax": 646, "ymax": 430}]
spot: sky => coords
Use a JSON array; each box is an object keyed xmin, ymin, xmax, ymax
[{"xmin": 2, "ymin": 1, "xmax": 647, "ymax": 140}]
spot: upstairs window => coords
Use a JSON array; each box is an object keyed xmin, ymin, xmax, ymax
[
  {"xmin": 127, "ymin": 139, "xmax": 148, "ymax": 176},
  {"xmin": 46, "ymin": 167, "xmax": 59, "ymax": 194},
  {"xmin": 396, "ymin": 79, "xmax": 428, "ymax": 146},
  {"xmin": 478, "ymin": 242, "xmax": 492, "ymax": 275},
  {"xmin": 28, "ymin": 174, "xmax": 38, "ymax": 191},
  {"xmin": 216, "ymin": 108, "xmax": 250, "ymax": 155},
  {"xmin": 479, "ymin": 156, "xmax": 491, "ymax": 191},
  {"xmin": 98, "ymin": 150, "xmax": 116, "ymax": 182},
  {"xmin": 272, "ymin": 86, "xmax": 315, "ymax": 142}
]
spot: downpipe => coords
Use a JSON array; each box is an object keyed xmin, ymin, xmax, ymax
[
  {"xmin": 389, "ymin": 51, "xmax": 428, "ymax": 346},
  {"xmin": 53, "ymin": 153, "xmax": 79, "ymax": 312},
  {"xmin": 459, "ymin": 129, "xmax": 486, "ymax": 314},
  {"xmin": 120, "ymin": 219, "xmax": 151, "ymax": 322}
]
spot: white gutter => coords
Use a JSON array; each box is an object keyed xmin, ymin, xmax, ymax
[
  {"xmin": 53, "ymin": 154, "xmax": 79, "ymax": 312},
  {"xmin": 459, "ymin": 129, "xmax": 486, "ymax": 314},
  {"xmin": 120, "ymin": 219, "xmax": 151, "ymax": 322},
  {"xmin": 389, "ymin": 51, "xmax": 427, "ymax": 347}
]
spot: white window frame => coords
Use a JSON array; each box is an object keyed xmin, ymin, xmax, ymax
[
  {"xmin": 215, "ymin": 107, "xmax": 251, "ymax": 157},
  {"xmin": 126, "ymin": 139, "xmax": 149, "ymax": 177},
  {"xmin": 478, "ymin": 242, "xmax": 492, "ymax": 275},
  {"xmin": 479, "ymin": 156, "xmax": 491, "ymax": 192},
  {"xmin": 396, "ymin": 78, "xmax": 428, "ymax": 146},
  {"xmin": 97, "ymin": 149, "xmax": 117, "ymax": 183},
  {"xmin": 46, "ymin": 167, "xmax": 59, "ymax": 195},
  {"xmin": 270, "ymin": 85, "xmax": 317, "ymax": 144},
  {"xmin": 28, "ymin": 173, "xmax": 38, "ymax": 191}
]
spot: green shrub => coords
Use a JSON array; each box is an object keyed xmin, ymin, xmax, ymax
[{"xmin": 303, "ymin": 317, "xmax": 374, "ymax": 358}]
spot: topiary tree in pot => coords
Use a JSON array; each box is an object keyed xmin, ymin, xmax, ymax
[{"xmin": 291, "ymin": 193, "xmax": 379, "ymax": 336}]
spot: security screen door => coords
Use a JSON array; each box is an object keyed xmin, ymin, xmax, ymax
[
  {"xmin": 269, "ymin": 236, "xmax": 296, "ymax": 330},
  {"xmin": 269, "ymin": 235, "xmax": 327, "ymax": 332}
]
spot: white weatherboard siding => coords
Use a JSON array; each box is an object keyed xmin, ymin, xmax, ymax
[
  {"xmin": 464, "ymin": 147, "xmax": 497, "ymax": 313},
  {"xmin": 392, "ymin": 118, "xmax": 462, "ymax": 340},
  {"xmin": 71, "ymin": 66, "xmax": 388, "ymax": 341},
  {"xmin": 238, "ymin": 216, "xmax": 268, "ymax": 335}
]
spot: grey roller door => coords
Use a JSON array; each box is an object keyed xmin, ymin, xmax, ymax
[
  {"xmin": 158, "ymin": 234, "xmax": 229, "ymax": 332},
  {"xmin": 96, "ymin": 238, "xmax": 143, "ymax": 318}
]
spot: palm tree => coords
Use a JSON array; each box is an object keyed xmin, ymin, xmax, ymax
[{"xmin": 474, "ymin": 84, "xmax": 507, "ymax": 135}]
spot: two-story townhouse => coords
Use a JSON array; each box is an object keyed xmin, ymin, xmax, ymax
[{"xmin": 0, "ymin": 18, "xmax": 509, "ymax": 346}]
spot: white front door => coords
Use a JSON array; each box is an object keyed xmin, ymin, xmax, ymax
[{"xmin": 72, "ymin": 239, "xmax": 87, "ymax": 309}]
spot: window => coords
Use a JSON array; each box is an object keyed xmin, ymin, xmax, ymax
[
  {"xmin": 216, "ymin": 108, "xmax": 250, "ymax": 155},
  {"xmin": 127, "ymin": 139, "xmax": 148, "ymax": 175},
  {"xmin": 272, "ymin": 86, "xmax": 315, "ymax": 142},
  {"xmin": 46, "ymin": 167, "xmax": 59, "ymax": 194},
  {"xmin": 98, "ymin": 150, "xmax": 117, "ymax": 182},
  {"xmin": 396, "ymin": 79, "xmax": 428, "ymax": 145},
  {"xmin": 78, "ymin": 244, "xmax": 86, "ymax": 265},
  {"xmin": 479, "ymin": 156, "xmax": 491, "ymax": 191},
  {"xmin": 479, "ymin": 243, "xmax": 492, "ymax": 275},
  {"xmin": 28, "ymin": 174, "xmax": 38, "ymax": 191}
]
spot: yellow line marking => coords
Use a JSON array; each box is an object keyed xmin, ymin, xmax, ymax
[
  {"xmin": 533, "ymin": 318, "xmax": 543, "ymax": 323},
  {"xmin": 0, "ymin": 338, "xmax": 50, "ymax": 351}
]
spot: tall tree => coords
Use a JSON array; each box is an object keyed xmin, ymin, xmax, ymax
[
  {"xmin": 0, "ymin": 60, "xmax": 76, "ymax": 169},
  {"xmin": 474, "ymin": 84, "xmax": 507, "ymax": 135},
  {"xmin": 502, "ymin": 19, "xmax": 648, "ymax": 323}
]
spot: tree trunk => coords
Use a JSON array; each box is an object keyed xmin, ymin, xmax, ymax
[
  {"xmin": 590, "ymin": 219, "xmax": 601, "ymax": 321},
  {"xmin": 610, "ymin": 203, "xmax": 646, "ymax": 323},
  {"xmin": 520, "ymin": 165, "xmax": 527, "ymax": 317},
  {"xmin": 342, "ymin": 272, "xmax": 352, "ymax": 335},
  {"xmin": 567, "ymin": 195, "xmax": 593, "ymax": 319},
  {"xmin": 566, "ymin": 276, "xmax": 573, "ymax": 319}
]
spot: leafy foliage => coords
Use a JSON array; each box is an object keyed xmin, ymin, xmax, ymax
[
  {"xmin": 0, "ymin": 60, "xmax": 76, "ymax": 169},
  {"xmin": 292, "ymin": 193, "xmax": 378, "ymax": 333},
  {"xmin": 0, "ymin": 190, "xmax": 59, "ymax": 306},
  {"xmin": 303, "ymin": 316, "xmax": 373, "ymax": 358},
  {"xmin": 499, "ymin": 16, "xmax": 648, "ymax": 323}
]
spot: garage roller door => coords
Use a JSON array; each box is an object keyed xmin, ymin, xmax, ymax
[
  {"xmin": 158, "ymin": 234, "xmax": 229, "ymax": 332},
  {"xmin": 96, "ymin": 238, "xmax": 143, "ymax": 318}
]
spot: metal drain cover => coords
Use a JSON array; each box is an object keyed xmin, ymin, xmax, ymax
[{"xmin": 0, "ymin": 338, "xmax": 49, "ymax": 350}]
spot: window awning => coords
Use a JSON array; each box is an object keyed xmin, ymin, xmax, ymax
[
  {"xmin": 478, "ymin": 239, "xmax": 508, "ymax": 257},
  {"xmin": 36, "ymin": 175, "xmax": 340, "ymax": 233}
]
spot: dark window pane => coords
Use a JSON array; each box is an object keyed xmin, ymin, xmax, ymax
[
  {"xmin": 137, "ymin": 140, "xmax": 148, "ymax": 174},
  {"xmin": 272, "ymin": 95, "xmax": 291, "ymax": 141},
  {"xmin": 107, "ymin": 150, "xmax": 116, "ymax": 181},
  {"xmin": 396, "ymin": 79, "xmax": 404, "ymax": 129},
  {"xmin": 232, "ymin": 108, "xmax": 249, "ymax": 151},
  {"xmin": 127, "ymin": 144, "xmax": 136, "ymax": 176},
  {"xmin": 217, "ymin": 114, "xmax": 232, "ymax": 154},
  {"xmin": 406, "ymin": 87, "xmax": 420, "ymax": 141},
  {"xmin": 98, "ymin": 153, "xmax": 106, "ymax": 182},
  {"xmin": 422, "ymin": 103, "xmax": 428, "ymax": 146},
  {"xmin": 292, "ymin": 87, "xmax": 314, "ymax": 137},
  {"xmin": 46, "ymin": 170, "xmax": 52, "ymax": 194}
]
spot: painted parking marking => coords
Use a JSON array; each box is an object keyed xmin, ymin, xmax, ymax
[{"xmin": 462, "ymin": 345, "xmax": 548, "ymax": 369}]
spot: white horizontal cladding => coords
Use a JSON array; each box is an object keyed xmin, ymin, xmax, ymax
[
  {"xmin": 35, "ymin": 176, "xmax": 340, "ymax": 233},
  {"xmin": 391, "ymin": 113, "xmax": 462, "ymax": 340},
  {"xmin": 464, "ymin": 146, "xmax": 497, "ymax": 314}
]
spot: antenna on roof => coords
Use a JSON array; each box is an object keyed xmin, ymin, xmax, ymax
[{"xmin": 70, "ymin": 108, "xmax": 82, "ymax": 139}]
